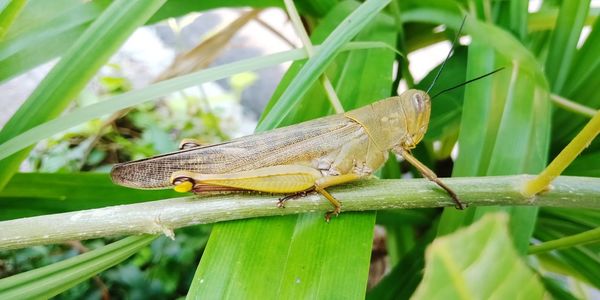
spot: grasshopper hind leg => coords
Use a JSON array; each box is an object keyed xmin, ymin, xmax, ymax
[
  {"xmin": 170, "ymin": 166, "xmax": 362, "ymax": 221},
  {"xmin": 277, "ymin": 173, "xmax": 363, "ymax": 221},
  {"xmin": 276, "ymin": 184, "xmax": 343, "ymax": 222}
]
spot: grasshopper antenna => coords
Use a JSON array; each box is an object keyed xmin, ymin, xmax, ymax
[
  {"xmin": 426, "ymin": 16, "xmax": 467, "ymax": 95},
  {"xmin": 431, "ymin": 67, "xmax": 505, "ymax": 99}
]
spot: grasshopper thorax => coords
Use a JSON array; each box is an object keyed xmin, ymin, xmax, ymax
[{"xmin": 345, "ymin": 89, "xmax": 431, "ymax": 152}]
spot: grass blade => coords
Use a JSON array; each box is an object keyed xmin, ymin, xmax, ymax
[
  {"xmin": 0, "ymin": 235, "xmax": 156, "ymax": 299},
  {"xmin": 0, "ymin": 0, "xmax": 109, "ymax": 82},
  {"xmin": 544, "ymin": 0, "xmax": 590, "ymax": 93},
  {"xmin": 0, "ymin": 0, "xmax": 27, "ymax": 40},
  {"xmin": 0, "ymin": 0, "xmax": 166, "ymax": 190},
  {"xmin": 552, "ymin": 12, "xmax": 600, "ymax": 148},
  {"xmin": 0, "ymin": 42, "xmax": 384, "ymax": 162},
  {"xmin": 256, "ymin": 0, "xmax": 391, "ymax": 131},
  {"xmin": 189, "ymin": 1, "xmax": 395, "ymax": 298}
]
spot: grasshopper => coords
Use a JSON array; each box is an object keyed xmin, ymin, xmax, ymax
[
  {"xmin": 111, "ymin": 89, "xmax": 460, "ymax": 220},
  {"xmin": 111, "ymin": 19, "xmax": 501, "ymax": 220}
]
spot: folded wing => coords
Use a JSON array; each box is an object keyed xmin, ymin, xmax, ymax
[{"xmin": 111, "ymin": 114, "xmax": 364, "ymax": 189}]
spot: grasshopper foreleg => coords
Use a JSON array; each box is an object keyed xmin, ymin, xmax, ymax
[{"xmin": 397, "ymin": 148, "xmax": 465, "ymax": 209}]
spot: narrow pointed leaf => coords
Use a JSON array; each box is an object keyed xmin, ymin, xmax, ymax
[
  {"xmin": 0, "ymin": 235, "xmax": 156, "ymax": 299},
  {"xmin": 0, "ymin": 0, "xmax": 166, "ymax": 191},
  {"xmin": 189, "ymin": 1, "xmax": 396, "ymax": 298}
]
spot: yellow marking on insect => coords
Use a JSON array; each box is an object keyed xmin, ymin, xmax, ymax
[{"xmin": 173, "ymin": 180, "xmax": 193, "ymax": 193}]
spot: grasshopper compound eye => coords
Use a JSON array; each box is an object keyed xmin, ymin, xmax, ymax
[{"xmin": 172, "ymin": 177, "xmax": 195, "ymax": 193}]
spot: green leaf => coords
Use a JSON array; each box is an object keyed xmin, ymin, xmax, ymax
[
  {"xmin": 188, "ymin": 214, "xmax": 375, "ymax": 299},
  {"xmin": 535, "ymin": 208, "xmax": 600, "ymax": 289},
  {"xmin": 0, "ymin": 0, "xmax": 166, "ymax": 191},
  {"xmin": 0, "ymin": 42, "xmax": 384, "ymax": 163},
  {"xmin": 0, "ymin": 0, "xmax": 110, "ymax": 82},
  {"xmin": 493, "ymin": 0, "xmax": 529, "ymax": 41},
  {"xmin": 406, "ymin": 9, "xmax": 551, "ymax": 254},
  {"xmin": 544, "ymin": 0, "xmax": 590, "ymax": 93},
  {"xmin": 0, "ymin": 173, "xmax": 180, "ymax": 220},
  {"xmin": 0, "ymin": 0, "xmax": 27, "ymax": 40},
  {"xmin": 150, "ymin": 0, "xmax": 338, "ymax": 22},
  {"xmin": 412, "ymin": 213, "xmax": 545, "ymax": 299},
  {"xmin": 189, "ymin": 1, "xmax": 397, "ymax": 298},
  {"xmin": 552, "ymin": 11, "xmax": 600, "ymax": 149},
  {"xmin": 0, "ymin": 235, "xmax": 156, "ymax": 299},
  {"xmin": 256, "ymin": 0, "xmax": 392, "ymax": 131},
  {"xmin": 0, "ymin": 0, "xmax": 311, "ymax": 83},
  {"xmin": 540, "ymin": 277, "xmax": 579, "ymax": 300}
]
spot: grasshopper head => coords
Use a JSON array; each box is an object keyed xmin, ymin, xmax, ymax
[{"xmin": 398, "ymin": 89, "xmax": 431, "ymax": 149}]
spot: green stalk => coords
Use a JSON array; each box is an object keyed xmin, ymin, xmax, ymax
[
  {"xmin": 524, "ymin": 110, "xmax": 600, "ymax": 196},
  {"xmin": 1, "ymin": 175, "xmax": 598, "ymax": 250},
  {"xmin": 550, "ymin": 93, "xmax": 597, "ymax": 118},
  {"xmin": 529, "ymin": 227, "xmax": 600, "ymax": 254}
]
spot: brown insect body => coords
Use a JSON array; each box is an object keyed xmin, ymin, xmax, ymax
[
  {"xmin": 111, "ymin": 16, "xmax": 480, "ymax": 218},
  {"xmin": 111, "ymin": 89, "xmax": 431, "ymax": 190}
]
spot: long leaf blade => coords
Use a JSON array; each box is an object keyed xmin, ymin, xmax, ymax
[
  {"xmin": 0, "ymin": 42, "xmax": 384, "ymax": 162},
  {"xmin": 0, "ymin": 0, "xmax": 166, "ymax": 190},
  {"xmin": 256, "ymin": 0, "xmax": 391, "ymax": 131},
  {"xmin": 0, "ymin": 235, "xmax": 156, "ymax": 299},
  {"xmin": 189, "ymin": 1, "xmax": 396, "ymax": 298}
]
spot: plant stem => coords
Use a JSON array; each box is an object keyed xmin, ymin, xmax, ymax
[
  {"xmin": 0, "ymin": 175, "xmax": 599, "ymax": 250},
  {"xmin": 523, "ymin": 111, "xmax": 600, "ymax": 196},
  {"xmin": 528, "ymin": 227, "xmax": 600, "ymax": 255},
  {"xmin": 550, "ymin": 93, "xmax": 597, "ymax": 118},
  {"xmin": 284, "ymin": 0, "xmax": 344, "ymax": 113}
]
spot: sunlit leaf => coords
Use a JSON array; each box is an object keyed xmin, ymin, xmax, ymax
[{"xmin": 412, "ymin": 213, "xmax": 545, "ymax": 299}]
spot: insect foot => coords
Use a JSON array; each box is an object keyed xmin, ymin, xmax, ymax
[
  {"xmin": 277, "ymin": 190, "xmax": 314, "ymax": 208},
  {"xmin": 445, "ymin": 188, "xmax": 465, "ymax": 210},
  {"xmin": 324, "ymin": 206, "xmax": 341, "ymax": 223},
  {"xmin": 455, "ymin": 200, "xmax": 468, "ymax": 210}
]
